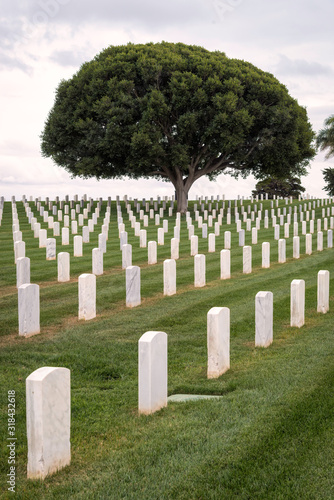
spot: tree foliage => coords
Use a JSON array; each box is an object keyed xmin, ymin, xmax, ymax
[
  {"xmin": 322, "ymin": 167, "xmax": 334, "ymax": 196},
  {"xmin": 41, "ymin": 42, "xmax": 315, "ymax": 212},
  {"xmin": 316, "ymin": 114, "xmax": 334, "ymax": 159},
  {"xmin": 252, "ymin": 176, "xmax": 305, "ymax": 199}
]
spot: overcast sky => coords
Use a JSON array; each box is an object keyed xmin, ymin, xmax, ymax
[{"xmin": 1, "ymin": 0, "xmax": 333, "ymax": 201}]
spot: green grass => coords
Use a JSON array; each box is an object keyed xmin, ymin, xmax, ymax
[{"xmin": 1, "ymin": 198, "xmax": 334, "ymax": 499}]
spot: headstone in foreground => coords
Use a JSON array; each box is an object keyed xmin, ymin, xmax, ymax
[{"xmin": 26, "ymin": 367, "xmax": 70, "ymax": 480}]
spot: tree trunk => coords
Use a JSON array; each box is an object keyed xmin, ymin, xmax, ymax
[{"xmin": 175, "ymin": 181, "xmax": 189, "ymax": 214}]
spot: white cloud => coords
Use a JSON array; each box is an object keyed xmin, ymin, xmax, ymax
[{"xmin": 0, "ymin": 0, "xmax": 333, "ymax": 201}]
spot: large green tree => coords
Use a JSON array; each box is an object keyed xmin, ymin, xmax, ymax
[
  {"xmin": 41, "ymin": 42, "xmax": 315, "ymax": 212},
  {"xmin": 316, "ymin": 114, "xmax": 334, "ymax": 159},
  {"xmin": 252, "ymin": 176, "xmax": 305, "ymax": 199}
]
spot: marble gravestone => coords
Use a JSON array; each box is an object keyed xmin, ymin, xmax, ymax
[
  {"xmin": 262, "ymin": 242, "xmax": 270, "ymax": 268},
  {"xmin": 194, "ymin": 254, "xmax": 206, "ymax": 287},
  {"xmin": 58, "ymin": 252, "xmax": 70, "ymax": 282},
  {"xmin": 207, "ymin": 307, "xmax": 230, "ymax": 378},
  {"xmin": 122, "ymin": 244, "xmax": 132, "ymax": 269},
  {"xmin": 18, "ymin": 284, "xmax": 40, "ymax": 337},
  {"xmin": 126, "ymin": 266, "xmax": 141, "ymax": 307},
  {"xmin": 293, "ymin": 236, "xmax": 300, "ymax": 259},
  {"xmin": 163, "ymin": 259, "xmax": 176, "ymax": 296},
  {"xmin": 148, "ymin": 241, "xmax": 157, "ymax": 265},
  {"xmin": 255, "ymin": 291, "xmax": 273, "ymax": 347},
  {"xmin": 46, "ymin": 238, "xmax": 56, "ymax": 261},
  {"xmin": 16, "ymin": 257, "xmax": 30, "ymax": 288},
  {"xmin": 290, "ymin": 279, "xmax": 305, "ymax": 328},
  {"xmin": 26, "ymin": 367, "xmax": 71, "ymax": 480},
  {"xmin": 78, "ymin": 274, "xmax": 96, "ymax": 320},
  {"xmin": 220, "ymin": 249, "xmax": 231, "ymax": 280},
  {"xmin": 92, "ymin": 248, "xmax": 103, "ymax": 276},
  {"xmin": 243, "ymin": 246, "xmax": 252, "ymax": 274},
  {"xmin": 73, "ymin": 236, "xmax": 83, "ymax": 257},
  {"xmin": 138, "ymin": 331, "xmax": 167, "ymax": 415},
  {"xmin": 317, "ymin": 270, "xmax": 329, "ymax": 314},
  {"xmin": 190, "ymin": 235, "xmax": 198, "ymax": 256}
]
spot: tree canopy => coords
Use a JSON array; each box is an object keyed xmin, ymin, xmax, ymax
[
  {"xmin": 316, "ymin": 114, "xmax": 334, "ymax": 160},
  {"xmin": 41, "ymin": 42, "xmax": 315, "ymax": 212},
  {"xmin": 252, "ymin": 176, "xmax": 305, "ymax": 199},
  {"xmin": 322, "ymin": 167, "xmax": 334, "ymax": 196}
]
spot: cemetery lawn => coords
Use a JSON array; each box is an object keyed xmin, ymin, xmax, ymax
[{"xmin": 1, "ymin": 200, "xmax": 334, "ymax": 499}]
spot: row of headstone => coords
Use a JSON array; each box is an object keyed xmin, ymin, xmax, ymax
[
  {"xmin": 22, "ymin": 267, "xmax": 330, "ymax": 483},
  {"xmin": 139, "ymin": 269, "xmax": 330, "ymax": 413}
]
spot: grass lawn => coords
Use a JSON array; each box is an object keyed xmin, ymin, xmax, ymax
[{"xmin": 1, "ymin": 198, "xmax": 334, "ymax": 499}]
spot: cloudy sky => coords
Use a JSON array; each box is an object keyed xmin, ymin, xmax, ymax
[{"xmin": 1, "ymin": 0, "xmax": 333, "ymax": 201}]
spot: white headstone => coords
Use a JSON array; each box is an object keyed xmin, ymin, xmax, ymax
[
  {"xmin": 207, "ymin": 307, "xmax": 230, "ymax": 378},
  {"xmin": 39, "ymin": 229, "xmax": 47, "ymax": 248},
  {"xmin": 305, "ymin": 233, "xmax": 312, "ymax": 255},
  {"xmin": 16, "ymin": 257, "xmax": 30, "ymax": 288},
  {"xmin": 53, "ymin": 222, "xmax": 60, "ymax": 237},
  {"xmin": 194, "ymin": 254, "xmax": 206, "ymax": 287},
  {"xmin": 293, "ymin": 236, "xmax": 300, "ymax": 259},
  {"xmin": 255, "ymin": 291, "xmax": 273, "ymax": 347},
  {"xmin": 290, "ymin": 279, "xmax": 305, "ymax": 328},
  {"xmin": 140, "ymin": 229, "xmax": 147, "ymax": 248},
  {"xmin": 251, "ymin": 227, "xmax": 258, "ymax": 245},
  {"xmin": 46, "ymin": 238, "xmax": 56, "ymax": 260},
  {"xmin": 126, "ymin": 266, "xmax": 141, "ymax": 307},
  {"xmin": 317, "ymin": 270, "xmax": 329, "ymax": 314},
  {"xmin": 171, "ymin": 238, "xmax": 179, "ymax": 260},
  {"xmin": 82, "ymin": 226, "xmax": 89, "ymax": 243},
  {"xmin": 71, "ymin": 220, "xmax": 78, "ymax": 234},
  {"xmin": 208, "ymin": 233, "xmax": 215, "ymax": 253},
  {"xmin": 138, "ymin": 331, "xmax": 167, "ymax": 415},
  {"xmin": 274, "ymin": 224, "xmax": 280, "ymax": 240},
  {"xmin": 58, "ymin": 252, "xmax": 70, "ymax": 282},
  {"xmin": 239, "ymin": 229, "xmax": 245, "ymax": 247},
  {"xmin": 122, "ymin": 244, "xmax": 132, "ymax": 269},
  {"xmin": 73, "ymin": 235, "xmax": 83, "ymax": 257},
  {"xmin": 62, "ymin": 227, "xmax": 69, "ymax": 246},
  {"xmin": 190, "ymin": 235, "xmax": 198, "ymax": 256},
  {"xmin": 278, "ymin": 239, "xmax": 286, "ymax": 263},
  {"xmin": 92, "ymin": 248, "xmax": 103, "ymax": 275},
  {"xmin": 148, "ymin": 241, "xmax": 157, "ymax": 265},
  {"xmin": 78, "ymin": 274, "xmax": 96, "ymax": 320},
  {"xmin": 34, "ymin": 222, "xmax": 41, "ymax": 238},
  {"xmin": 26, "ymin": 367, "xmax": 70, "ymax": 479},
  {"xmin": 120, "ymin": 231, "xmax": 128, "ymax": 250},
  {"xmin": 164, "ymin": 259, "xmax": 176, "ymax": 296},
  {"xmin": 220, "ymin": 249, "xmax": 231, "ymax": 279},
  {"xmin": 243, "ymin": 246, "xmax": 252, "ymax": 274},
  {"xmin": 14, "ymin": 240, "xmax": 25, "ymax": 263},
  {"xmin": 18, "ymin": 284, "xmax": 40, "ymax": 337},
  {"xmin": 158, "ymin": 227, "xmax": 164, "ymax": 245},
  {"xmin": 98, "ymin": 233, "xmax": 107, "ymax": 254},
  {"xmin": 224, "ymin": 231, "xmax": 231, "ymax": 249}
]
